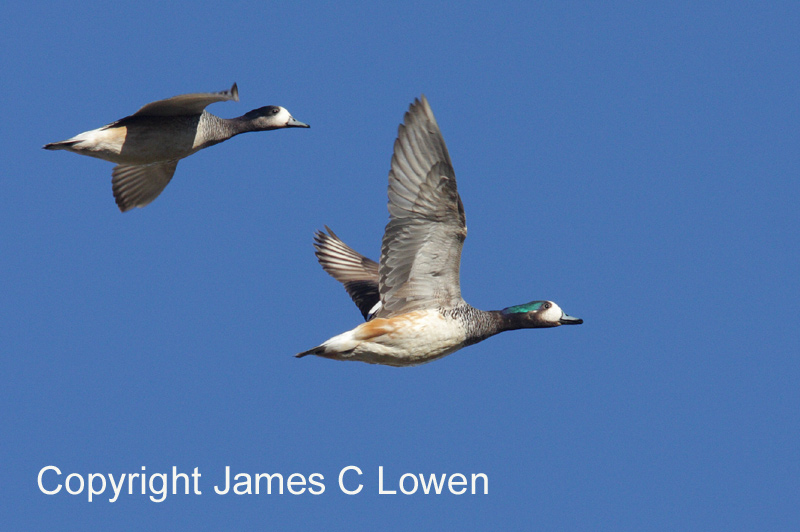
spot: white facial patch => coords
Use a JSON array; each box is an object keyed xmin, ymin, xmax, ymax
[
  {"xmin": 541, "ymin": 301, "xmax": 563, "ymax": 324},
  {"xmin": 274, "ymin": 107, "xmax": 292, "ymax": 125}
]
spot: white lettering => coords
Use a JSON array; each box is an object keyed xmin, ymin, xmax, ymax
[
  {"xmin": 65, "ymin": 473, "xmax": 84, "ymax": 495},
  {"xmin": 399, "ymin": 473, "xmax": 418, "ymax": 495},
  {"xmin": 233, "ymin": 473, "xmax": 252, "ymax": 495},
  {"xmin": 108, "ymin": 473, "xmax": 125, "ymax": 503},
  {"xmin": 192, "ymin": 467, "xmax": 202, "ymax": 495},
  {"xmin": 471, "ymin": 473, "xmax": 488, "ymax": 494},
  {"xmin": 38, "ymin": 466, "xmax": 61, "ymax": 495},
  {"xmin": 419, "ymin": 473, "xmax": 446, "ymax": 494},
  {"xmin": 127, "ymin": 472, "xmax": 139, "ymax": 495},
  {"xmin": 173, "ymin": 467, "xmax": 189, "ymax": 495},
  {"xmin": 87, "ymin": 473, "xmax": 106, "ymax": 502},
  {"xmin": 378, "ymin": 466, "xmax": 396, "ymax": 494},
  {"xmin": 308, "ymin": 473, "xmax": 325, "ymax": 495},
  {"xmin": 339, "ymin": 466, "xmax": 363, "ymax": 495},
  {"xmin": 448, "ymin": 473, "xmax": 467, "ymax": 495},
  {"xmin": 214, "ymin": 466, "xmax": 230, "ymax": 494},
  {"xmin": 149, "ymin": 473, "xmax": 167, "ymax": 502},
  {"xmin": 255, "ymin": 473, "xmax": 283, "ymax": 495},
  {"xmin": 287, "ymin": 473, "xmax": 306, "ymax": 495}
]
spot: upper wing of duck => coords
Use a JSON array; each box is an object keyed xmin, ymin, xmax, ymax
[
  {"xmin": 131, "ymin": 83, "xmax": 239, "ymax": 117},
  {"xmin": 314, "ymin": 227, "xmax": 381, "ymax": 320},
  {"xmin": 377, "ymin": 95, "xmax": 467, "ymax": 318}
]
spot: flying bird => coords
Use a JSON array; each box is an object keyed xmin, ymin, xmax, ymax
[
  {"xmin": 297, "ymin": 96, "xmax": 582, "ymax": 367},
  {"xmin": 43, "ymin": 83, "xmax": 309, "ymax": 211}
]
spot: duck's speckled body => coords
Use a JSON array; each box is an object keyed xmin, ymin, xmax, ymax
[
  {"xmin": 297, "ymin": 96, "xmax": 582, "ymax": 367},
  {"xmin": 44, "ymin": 83, "xmax": 309, "ymax": 211}
]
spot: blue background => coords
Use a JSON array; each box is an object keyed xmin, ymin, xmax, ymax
[{"xmin": 3, "ymin": 1, "xmax": 799, "ymax": 529}]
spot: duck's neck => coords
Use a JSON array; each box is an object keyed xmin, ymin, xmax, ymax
[
  {"xmin": 189, "ymin": 113, "xmax": 239, "ymax": 149},
  {"xmin": 459, "ymin": 308, "xmax": 548, "ymax": 346},
  {"xmin": 454, "ymin": 307, "xmax": 516, "ymax": 346},
  {"xmin": 197, "ymin": 112, "xmax": 263, "ymax": 145},
  {"xmin": 224, "ymin": 115, "xmax": 266, "ymax": 135}
]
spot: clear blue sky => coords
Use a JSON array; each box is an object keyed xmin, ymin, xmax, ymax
[{"xmin": 3, "ymin": 1, "xmax": 799, "ymax": 530}]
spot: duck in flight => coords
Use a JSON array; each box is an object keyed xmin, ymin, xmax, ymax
[
  {"xmin": 297, "ymin": 96, "xmax": 581, "ymax": 367},
  {"xmin": 44, "ymin": 83, "xmax": 309, "ymax": 211}
]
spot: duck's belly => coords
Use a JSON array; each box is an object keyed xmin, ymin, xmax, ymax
[{"xmin": 327, "ymin": 310, "xmax": 468, "ymax": 367}]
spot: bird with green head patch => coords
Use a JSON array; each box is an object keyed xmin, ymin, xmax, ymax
[{"xmin": 295, "ymin": 96, "xmax": 582, "ymax": 367}]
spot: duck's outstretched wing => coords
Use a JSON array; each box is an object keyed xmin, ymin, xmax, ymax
[
  {"xmin": 131, "ymin": 83, "xmax": 239, "ymax": 117},
  {"xmin": 111, "ymin": 160, "xmax": 179, "ymax": 212},
  {"xmin": 314, "ymin": 227, "xmax": 381, "ymax": 320},
  {"xmin": 377, "ymin": 96, "xmax": 467, "ymax": 318}
]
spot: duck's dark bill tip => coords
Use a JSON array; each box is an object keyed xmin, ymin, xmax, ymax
[{"xmin": 560, "ymin": 315, "xmax": 583, "ymax": 325}]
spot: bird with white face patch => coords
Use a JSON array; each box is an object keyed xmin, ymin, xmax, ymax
[
  {"xmin": 44, "ymin": 83, "xmax": 309, "ymax": 211},
  {"xmin": 296, "ymin": 96, "xmax": 582, "ymax": 367}
]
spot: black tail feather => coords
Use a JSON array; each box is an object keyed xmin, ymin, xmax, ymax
[
  {"xmin": 43, "ymin": 140, "xmax": 78, "ymax": 150},
  {"xmin": 295, "ymin": 345, "xmax": 325, "ymax": 358}
]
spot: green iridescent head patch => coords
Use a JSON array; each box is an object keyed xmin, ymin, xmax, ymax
[{"xmin": 503, "ymin": 301, "xmax": 545, "ymax": 314}]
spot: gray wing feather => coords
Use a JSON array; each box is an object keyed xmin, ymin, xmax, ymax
[
  {"xmin": 111, "ymin": 160, "xmax": 179, "ymax": 212},
  {"xmin": 377, "ymin": 96, "xmax": 467, "ymax": 318},
  {"xmin": 131, "ymin": 83, "xmax": 239, "ymax": 117}
]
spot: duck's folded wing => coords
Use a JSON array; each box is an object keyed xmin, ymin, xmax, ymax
[
  {"xmin": 377, "ymin": 96, "xmax": 467, "ymax": 318},
  {"xmin": 314, "ymin": 227, "xmax": 380, "ymax": 320},
  {"xmin": 111, "ymin": 160, "xmax": 179, "ymax": 212},
  {"xmin": 131, "ymin": 83, "xmax": 239, "ymax": 117}
]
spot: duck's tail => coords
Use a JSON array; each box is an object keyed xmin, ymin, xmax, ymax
[
  {"xmin": 295, "ymin": 345, "xmax": 325, "ymax": 358},
  {"xmin": 43, "ymin": 140, "xmax": 78, "ymax": 151}
]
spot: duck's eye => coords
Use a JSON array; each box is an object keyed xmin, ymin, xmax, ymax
[
  {"xmin": 543, "ymin": 303, "xmax": 551, "ymax": 309},
  {"xmin": 272, "ymin": 108, "xmax": 280, "ymax": 114}
]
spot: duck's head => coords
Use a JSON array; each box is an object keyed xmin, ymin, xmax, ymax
[
  {"xmin": 243, "ymin": 106, "xmax": 310, "ymax": 130},
  {"xmin": 501, "ymin": 300, "xmax": 583, "ymax": 328}
]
